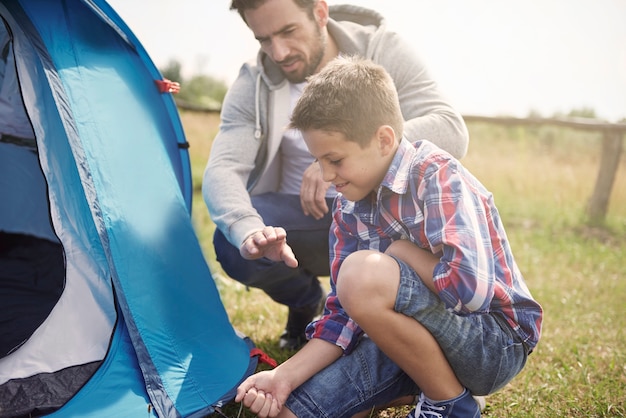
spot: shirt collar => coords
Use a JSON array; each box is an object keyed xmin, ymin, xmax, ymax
[{"xmin": 379, "ymin": 137, "xmax": 415, "ymax": 196}]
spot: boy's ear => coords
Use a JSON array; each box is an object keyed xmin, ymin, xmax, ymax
[{"xmin": 376, "ymin": 125, "xmax": 396, "ymax": 156}]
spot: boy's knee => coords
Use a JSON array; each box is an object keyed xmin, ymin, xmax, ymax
[
  {"xmin": 337, "ymin": 250, "xmax": 394, "ymax": 313},
  {"xmin": 337, "ymin": 250, "xmax": 376, "ymax": 285}
]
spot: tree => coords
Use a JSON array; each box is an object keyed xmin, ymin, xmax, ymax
[
  {"xmin": 160, "ymin": 59, "xmax": 182, "ymax": 86},
  {"xmin": 177, "ymin": 74, "xmax": 227, "ymax": 110},
  {"xmin": 566, "ymin": 107, "xmax": 596, "ymax": 119},
  {"xmin": 159, "ymin": 59, "xmax": 228, "ymax": 110}
]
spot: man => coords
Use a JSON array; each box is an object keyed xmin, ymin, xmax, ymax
[{"xmin": 202, "ymin": 0, "xmax": 469, "ymax": 350}]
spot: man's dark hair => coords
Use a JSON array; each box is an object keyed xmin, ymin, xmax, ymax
[{"xmin": 230, "ymin": 0, "xmax": 317, "ymax": 23}]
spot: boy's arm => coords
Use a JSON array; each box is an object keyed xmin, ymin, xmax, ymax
[
  {"xmin": 306, "ymin": 200, "xmax": 364, "ymax": 353},
  {"xmin": 413, "ymin": 151, "xmax": 495, "ymax": 314},
  {"xmin": 275, "ymin": 338, "xmax": 343, "ymax": 389},
  {"xmin": 235, "ymin": 339, "xmax": 342, "ymax": 417},
  {"xmin": 385, "ymin": 239, "xmax": 439, "ymax": 293}
]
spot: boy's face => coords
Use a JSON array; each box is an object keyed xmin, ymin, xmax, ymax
[{"xmin": 303, "ymin": 128, "xmax": 395, "ymax": 202}]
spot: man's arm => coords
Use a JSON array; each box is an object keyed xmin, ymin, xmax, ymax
[
  {"xmin": 240, "ymin": 226, "xmax": 298, "ymax": 268},
  {"xmin": 202, "ymin": 65, "xmax": 266, "ymax": 248},
  {"xmin": 373, "ymin": 31, "xmax": 469, "ymax": 158}
]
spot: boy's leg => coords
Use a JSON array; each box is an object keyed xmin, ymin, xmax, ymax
[
  {"xmin": 336, "ymin": 250, "xmax": 463, "ymax": 402},
  {"xmin": 338, "ymin": 250, "xmax": 528, "ymax": 396},
  {"xmin": 284, "ymin": 336, "xmax": 418, "ymax": 417},
  {"xmin": 284, "ymin": 250, "xmax": 523, "ymax": 417}
]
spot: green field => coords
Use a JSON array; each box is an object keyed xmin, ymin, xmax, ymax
[{"xmin": 182, "ymin": 110, "xmax": 626, "ymax": 418}]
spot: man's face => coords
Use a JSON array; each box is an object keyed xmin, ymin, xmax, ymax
[{"xmin": 244, "ymin": 0, "xmax": 327, "ymax": 83}]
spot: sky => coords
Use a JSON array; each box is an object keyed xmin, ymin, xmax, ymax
[{"xmin": 107, "ymin": 0, "xmax": 626, "ymax": 122}]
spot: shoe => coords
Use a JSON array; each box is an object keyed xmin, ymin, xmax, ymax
[
  {"xmin": 473, "ymin": 395, "xmax": 486, "ymax": 412},
  {"xmin": 278, "ymin": 298, "xmax": 324, "ymax": 350},
  {"xmin": 406, "ymin": 390, "xmax": 480, "ymax": 418}
]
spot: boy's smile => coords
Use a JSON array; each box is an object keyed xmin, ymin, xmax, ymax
[{"xmin": 302, "ymin": 128, "xmax": 397, "ymax": 202}]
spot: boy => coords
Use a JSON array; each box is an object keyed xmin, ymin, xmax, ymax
[{"xmin": 235, "ymin": 56, "xmax": 543, "ymax": 418}]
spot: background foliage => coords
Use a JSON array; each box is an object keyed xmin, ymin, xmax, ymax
[{"xmin": 161, "ymin": 60, "xmax": 228, "ymax": 111}]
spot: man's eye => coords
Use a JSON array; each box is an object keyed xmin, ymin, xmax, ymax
[{"xmin": 281, "ymin": 26, "xmax": 296, "ymax": 36}]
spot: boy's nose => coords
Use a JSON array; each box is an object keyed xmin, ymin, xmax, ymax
[{"xmin": 321, "ymin": 167, "xmax": 335, "ymax": 183}]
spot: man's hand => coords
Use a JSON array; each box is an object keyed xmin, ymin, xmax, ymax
[
  {"xmin": 300, "ymin": 161, "xmax": 330, "ymax": 220},
  {"xmin": 240, "ymin": 226, "xmax": 298, "ymax": 268}
]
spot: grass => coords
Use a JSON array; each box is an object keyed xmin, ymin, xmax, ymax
[{"xmin": 180, "ymin": 110, "xmax": 626, "ymax": 417}]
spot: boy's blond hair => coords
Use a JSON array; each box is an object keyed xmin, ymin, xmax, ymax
[{"xmin": 290, "ymin": 55, "xmax": 404, "ymax": 147}]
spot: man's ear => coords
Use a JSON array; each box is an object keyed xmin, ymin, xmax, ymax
[
  {"xmin": 376, "ymin": 125, "xmax": 397, "ymax": 156},
  {"xmin": 314, "ymin": 0, "xmax": 329, "ymax": 27}
]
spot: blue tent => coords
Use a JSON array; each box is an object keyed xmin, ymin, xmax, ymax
[{"xmin": 0, "ymin": 0, "xmax": 257, "ymax": 416}]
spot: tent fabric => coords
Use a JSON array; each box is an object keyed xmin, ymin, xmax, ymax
[
  {"xmin": 0, "ymin": 0, "xmax": 257, "ymax": 416},
  {"xmin": 0, "ymin": 231, "xmax": 64, "ymax": 358},
  {"xmin": 0, "ymin": 361, "xmax": 101, "ymax": 417}
]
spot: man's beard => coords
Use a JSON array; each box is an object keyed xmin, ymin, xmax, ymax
[{"xmin": 284, "ymin": 28, "xmax": 326, "ymax": 83}]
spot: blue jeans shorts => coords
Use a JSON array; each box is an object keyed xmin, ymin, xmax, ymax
[{"xmin": 285, "ymin": 257, "xmax": 528, "ymax": 418}]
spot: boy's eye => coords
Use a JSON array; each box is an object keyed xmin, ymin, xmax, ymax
[{"xmin": 329, "ymin": 159, "xmax": 342, "ymax": 166}]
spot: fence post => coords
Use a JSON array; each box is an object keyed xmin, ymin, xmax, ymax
[{"xmin": 586, "ymin": 129, "xmax": 624, "ymax": 224}]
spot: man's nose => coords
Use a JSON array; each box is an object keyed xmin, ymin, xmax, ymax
[{"xmin": 270, "ymin": 39, "xmax": 290, "ymax": 63}]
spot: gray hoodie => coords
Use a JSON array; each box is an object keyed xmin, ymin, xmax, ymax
[{"xmin": 203, "ymin": 4, "xmax": 469, "ymax": 248}]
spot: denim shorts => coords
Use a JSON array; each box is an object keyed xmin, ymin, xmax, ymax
[{"xmin": 285, "ymin": 257, "xmax": 528, "ymax": 418}]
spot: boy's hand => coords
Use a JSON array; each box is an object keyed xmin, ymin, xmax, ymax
[
  {"xmin": 235, "ymin": 370, "xmax": 291, "ymax": 418},
  {"xmin": 240, "ymin": 226, "xmax": 298, "ymax": 268},
  {"xmin": 300, "ymin": 161, "xmax": 330, "ymax": 220}
]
